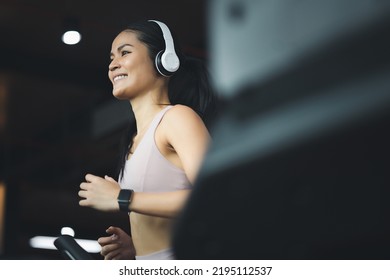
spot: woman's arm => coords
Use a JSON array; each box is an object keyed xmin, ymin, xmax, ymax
[
  {"xmin": 79, "ymin": 105, "xmax": 210, "ymax": 218},
  {"xmin": 162, "ymin": 104, "xmax": 211, "ymax": 184},
  {"xmin": 78, "ymin": 175, "xmax": 191, "ymax": 218},
  {"xmin": 130, "ymin": 190, "xmax": 191, "ymax": 218}
]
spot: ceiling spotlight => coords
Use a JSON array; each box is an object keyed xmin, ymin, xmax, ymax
[
  {"xmin": 62, "ymin": 17, "xmax": 82, "ymax": 45},
  {"xmin": 62, "ymin": 30, "xmax": 81, "ymax": 45}
]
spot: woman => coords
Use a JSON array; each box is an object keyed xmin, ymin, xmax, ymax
[{"xmin": 78, "ymin": 20, "xmax": 218, "ymax": 260}]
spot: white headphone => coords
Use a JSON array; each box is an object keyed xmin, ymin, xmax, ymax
[{"xmin": 149, "ymin": 20, "xmax": 180, "ymax": 77}]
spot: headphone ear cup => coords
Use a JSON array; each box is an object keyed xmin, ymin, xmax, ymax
[
  {"xmin": 155, "ymin": 50, "xmax": 171, "ymax": 77},
  {"xmin": 155, "ymin": 50, "xmax": 179, "ymax": 77}
]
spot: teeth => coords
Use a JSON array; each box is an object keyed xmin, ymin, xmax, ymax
[{"xmin": 113, "ymin": 75, "xmax": 127, "ymax": 82}]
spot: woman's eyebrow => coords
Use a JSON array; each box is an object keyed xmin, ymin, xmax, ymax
[{"xmin": 110, "ymin": 43, "xmax": 134, "ymax": 57}]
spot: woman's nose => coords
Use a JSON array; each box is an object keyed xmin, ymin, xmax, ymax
[{"xmin": 109, "ymin": 59, "xmax": 120, "ymax": 72}]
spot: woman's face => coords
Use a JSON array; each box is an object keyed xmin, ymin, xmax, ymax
[{"xmin": 108, "ymin": 31, "xmax": 158, "ymax": 99}]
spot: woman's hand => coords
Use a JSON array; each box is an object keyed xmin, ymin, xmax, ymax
[
  {"xmin": 98, "ymin": 226, "xmax": 136, "ymax": 260},
  {"xmin": 78, "ymin": 174, "xmax": 120, "ymax": 212}
]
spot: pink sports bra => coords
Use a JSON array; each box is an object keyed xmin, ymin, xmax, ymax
[{"xmin": 119, "ymin": 106, "xmax": 191, "ymax": 192}]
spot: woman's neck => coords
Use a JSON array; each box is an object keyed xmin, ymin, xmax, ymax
[{"xmin": 129, "ymin": 89, "xmax": 170, "ymax": 134}]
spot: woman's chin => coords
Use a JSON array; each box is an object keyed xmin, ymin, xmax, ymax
[{"xmin": 112, "ymin": 90, "xmax": 128, "ymax": 100}]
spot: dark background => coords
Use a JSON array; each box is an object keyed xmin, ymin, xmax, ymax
[{"xmin": 0, "ymin": 0, "xmax": 208, "ymax": 259}]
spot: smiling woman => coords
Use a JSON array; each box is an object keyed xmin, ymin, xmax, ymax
[
  {"xmin": 109, "ymin": 31, "xmax": 163, "ymax": 101},
  {"xmin": 78, "ymin": 19, "xmax": 219, "ymax": 260}
]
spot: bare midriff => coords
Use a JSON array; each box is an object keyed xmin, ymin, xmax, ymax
[{"xmin": 130, "ymin": 212, "xmax": 173, "ymax": 256}]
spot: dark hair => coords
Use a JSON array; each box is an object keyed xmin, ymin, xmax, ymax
[{"xmin": 115, "ymin": 20, "xmax": 219, "ymax": 179}]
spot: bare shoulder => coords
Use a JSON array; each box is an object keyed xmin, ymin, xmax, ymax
[
  {"xmin": 163, "ymin": 104, "xmax": 204, "ymax": 127},
  {"xmin": 159, "ymin": 105, "xmax": 209, "ymax": 143},
  {"xmin": 165, "ymin": 104, "xmax": 200, "ymax": 119}
]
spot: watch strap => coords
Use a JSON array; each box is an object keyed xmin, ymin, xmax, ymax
[{"xmin": 117, "ymin": 189, "xmax": 134, "ymax": 212}]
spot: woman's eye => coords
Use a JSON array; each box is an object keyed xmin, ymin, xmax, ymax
[{"xmin": 121, "ymin": 50, "xmax": 130, "ymax": 56}]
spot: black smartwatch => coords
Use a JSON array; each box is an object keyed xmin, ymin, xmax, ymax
[{"xmin": 117, "ymin": 189, "xmax": 134, "ymax": 212}]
